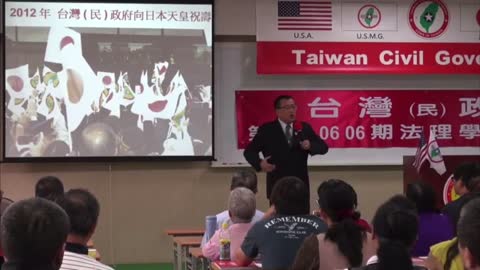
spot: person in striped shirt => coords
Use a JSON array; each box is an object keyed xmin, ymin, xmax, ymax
[{"xmin": 59, "ymin": 189, "xmax": 113, "ymax": 270}]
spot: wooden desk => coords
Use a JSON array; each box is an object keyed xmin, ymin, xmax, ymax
[
  {"xmin": 173, "ymin": 236, "xmax": 202, "ymax": 270},
  {"xmin": 165, "ymin": 229, "xmax": 205, "ymax": 237},
  {"xmin": 187, "ymin": 247, "xmax": 207, "ymax": 270},
  {"xmin": 165, "ymin": 229, "xmax": 204, "ymax": 270}
]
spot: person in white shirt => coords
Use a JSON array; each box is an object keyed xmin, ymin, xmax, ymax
[
  {"xmin": 59, "ymin": 189, "xmax": 113, "ymax": 270},
  {"xmin": 201, "ymin": 169, "xmax": 264, "ymax": 247}
]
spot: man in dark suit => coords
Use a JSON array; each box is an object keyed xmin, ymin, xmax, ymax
[{"xmin": 244, "ymin": 95, "xmax": 328, "ymax": 200}]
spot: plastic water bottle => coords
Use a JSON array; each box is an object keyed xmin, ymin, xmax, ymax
[
  {"xmin": 205, "ymin": 215, "xmax": 217, "ymax": 242},
  {"xmin": 219, "ymin": 222, "xmax": 231, "ymax": 261}
]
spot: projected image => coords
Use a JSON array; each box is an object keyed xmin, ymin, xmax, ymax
[{"xmin": 4, "ymin": 3, "xmax": 212, "ymax": 158}]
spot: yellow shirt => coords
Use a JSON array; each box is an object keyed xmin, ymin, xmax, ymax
[{"xmin": 430, "ymin": 238, "xmax": 464, "ymax": 270}]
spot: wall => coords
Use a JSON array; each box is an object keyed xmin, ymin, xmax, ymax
[{"xmin": 0, "ymin": 0, "xmax": 405, "ymax": 265}]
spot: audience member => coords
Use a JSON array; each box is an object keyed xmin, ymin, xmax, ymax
[
  {"xmin": 201, "ymin": 169, "xmax": 264, "ymax": 246},
  {"xmin": 202, "ymin": 187, "xmax": 256, "ymax": 261},
  {"xmin": 355, "ymin": 195, "xmax": 425, "ymax": 270},
  {"xmin": 35, "ymin": 176, "xmax": 64, "ymax": 203},
  {"xmin": 235, "ymin": 176, "xmax": 327, "ymax": 270},
  {"xmin": 58, "ymin": 189, "xmax": 113, "ymax": 270},
  {"xmin": 427, "ymin": 192, "xmax": 480, "ymax": 270},
  {"xmin": 1, "ymin": 198, "xmax": 70, "ymax": 270},
  {"xmin": 457, "ymin": 198, "xmax": 480, "ymax": 270},
  {"xmin": 291, "ymin": 179, "xmax": 374, "ymax": 270},
  {"xmin": 406, "ymin": 182, "xmax": 454, "ymax": 256},
  {"xmin": 443, "ymin": 162, "xmax": 480, "ymax": 224}
]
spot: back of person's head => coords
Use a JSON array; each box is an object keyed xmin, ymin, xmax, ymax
[
  {"xmin": 372, "ymin": 195, "xmax": 419, "ymax": 270},
  {"xmin": 228, "ymin": 187, "xmax": 256, "ymax": 224},
  {"xmin": 468, "ymin": 176, "xmax": 480, "ymax": 193},
  {"xmin": 270, "ymin": 176, "xmax": 309, "ymax": 215},
  {"xmin": 231, "ymin": 169, "xmax": 258, "ymax": 194},
  {"xmin": 1, "ymin": 198, "xmax": 70, "ymax": 269},
  {"xmin": 458, "ymin": 197, "xmax": 480, "ymax": 270},
  {"xmin": 406, "ymin": 181, "xmax": 438, "ymax": 213},
  {"xmin": 35, "ymin": 176, "xmax": 64, "ymax": 203},
  {"xmin": 61, "ymin": 189, "xmax": 99, "ymax": 238},
  {"xmin": 445, "ymin": 193, "xmax": 480, "ymax": 270},
  {"xmin": 454, "ymin": 162, "xmax": 480, "ymax": 192},
  {"xmin": 317, "ymin": 179, "xmax": 366, "ymax": 267}
]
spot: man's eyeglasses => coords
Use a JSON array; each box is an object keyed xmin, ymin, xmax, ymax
[{"xmin": 278, "ymin": 104, "xmax": 297, "ymax": 110}]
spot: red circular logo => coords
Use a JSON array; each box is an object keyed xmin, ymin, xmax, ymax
[
  {"xmin": 443, "ymin": 174, "xmax": 460, "ymax": 204},
  {"xmin": 357, "ymin": 5, "xmax": 382, "ymax": 29},
  {"xmin": 409, "ymin": 0, "xmax": 449, "ymax": 38}
]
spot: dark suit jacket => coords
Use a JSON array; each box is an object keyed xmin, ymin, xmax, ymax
[{"xmin": 243, "ymin": 120, "xmax": 328, "ymax": 199}]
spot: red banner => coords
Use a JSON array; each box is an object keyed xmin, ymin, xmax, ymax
[
  {"xmin": 236, "ymin": 90, "xmax": 480, "ymax": 149},
  {"xmin": 257, "ymin": 42, "xmax": 480, "ymax": 74}
]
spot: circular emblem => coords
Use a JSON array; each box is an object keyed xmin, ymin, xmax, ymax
[
  {"xmin": 443, "ymin": 174, "xmax": 460, "ymax": 204},
  {"xmin": 427, "ymin": 141, "xmax": 444, "ymax": 164},
  {"xmin": 409, "ymin": 0, "xmax": 449, "ymax": 38},
  {"xmin": 357, "ymin": 5, "xmax": 382, "ymax": 29}
]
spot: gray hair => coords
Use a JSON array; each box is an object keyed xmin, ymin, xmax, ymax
[{"xmin": 228, "ymin": 187, "xmax": 256, "ymax": 224}]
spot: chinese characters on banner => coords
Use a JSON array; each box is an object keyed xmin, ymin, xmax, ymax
[{"xmin": 236, "ymin": 90, "xmax": 480, "ymax": 149}]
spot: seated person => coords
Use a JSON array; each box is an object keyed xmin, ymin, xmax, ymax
[
  {"xmin": 291, "ymin": 179, "xmax": 374, "ymax": 270},
  {"xmin": 201, "ymin": 169, "xmax": 264, "ymax": 246},
  {"xmin": 406, "ymin": 182, "xmax": 454, "ymax": 257},
  {"xmin": 443, "ymin": 162, "xmax": 480, "ymax": 225},
  {"xmin": 202, "ymin": 187, "xmax": 256, "ymax": 261},
  {"xmin": 457, "ymin": 197, "xmax": 480, "ymax": 270},
  {"xmin": 427, "ymin": 193, "xmax": 480, "ymax": 270},
  {"xmin": 1, "ymin": 198, "xmax": 70, "ymax": 270},
  {"xmin": 355, "ymin": 195, "xmax": 426, "ymax": 270},
  {"xmin": 59, "ymin": 189, "xmax": 113, "ymax": 270},
  {"xmin": 235, "ymin": 176, "xmax": 327, "ymax": 270},
  {"xmin": 35, "ymin": 175, "xmax": 64, "ymax": 203}
]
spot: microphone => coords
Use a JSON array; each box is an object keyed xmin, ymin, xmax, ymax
[{"xmin": 293, "ymin": 121, "xmax": 304, "ymax": 141}]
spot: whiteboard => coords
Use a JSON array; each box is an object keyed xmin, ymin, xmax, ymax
[{"xmin": 212, "ymin": 42, "xmax": 480, "ymax": 167}]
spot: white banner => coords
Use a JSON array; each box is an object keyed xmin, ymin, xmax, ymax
[
  {"xmin": 5, "ymin": 2, "xmax": 212, "ymax": 46},
  {"xmin": 257, "ymin": 0, "xmax": 480, "ymax": 43}
]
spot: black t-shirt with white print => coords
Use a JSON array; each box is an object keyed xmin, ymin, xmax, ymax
[{"xmin": 241, "ymin": 214, "xmax": 327, "ymax": 270}]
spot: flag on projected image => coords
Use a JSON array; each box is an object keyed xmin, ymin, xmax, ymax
[
  {"xmin": 42, "ymin": 66, "xmax": 67, "ymax": 100},
  {"xmin": 5, "ymin": 64, "xmax": 33, "ymax": 117},
  {"xmin": 118, "ymin": 72, "xmax": 136, "ymax": 107},
  {"xmin": 145, "ymin": 70, "xmax": 188, "ymax": 120},
  {"xmin": 97, "ymin": 71, "xmax": 121, "ymax": 118},
  {"xmin": 45, "ymin": 26, "xmax": 82, "ymax": 64},
  {"xmin": 131, "ymin": 70, "xmax": 155, "ymax": 131},
  {"xmin": 60, "ymin": 45, "xmax": 103, "ymax": 131}
]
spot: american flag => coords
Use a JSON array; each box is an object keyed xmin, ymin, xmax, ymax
[
  {"xmin": 413, "ymin": 131, "xmax": 428, "ymax": 172},
  {"xmin": 277, "ymin": 1, "xmax": 333, "ymax": 31}
]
